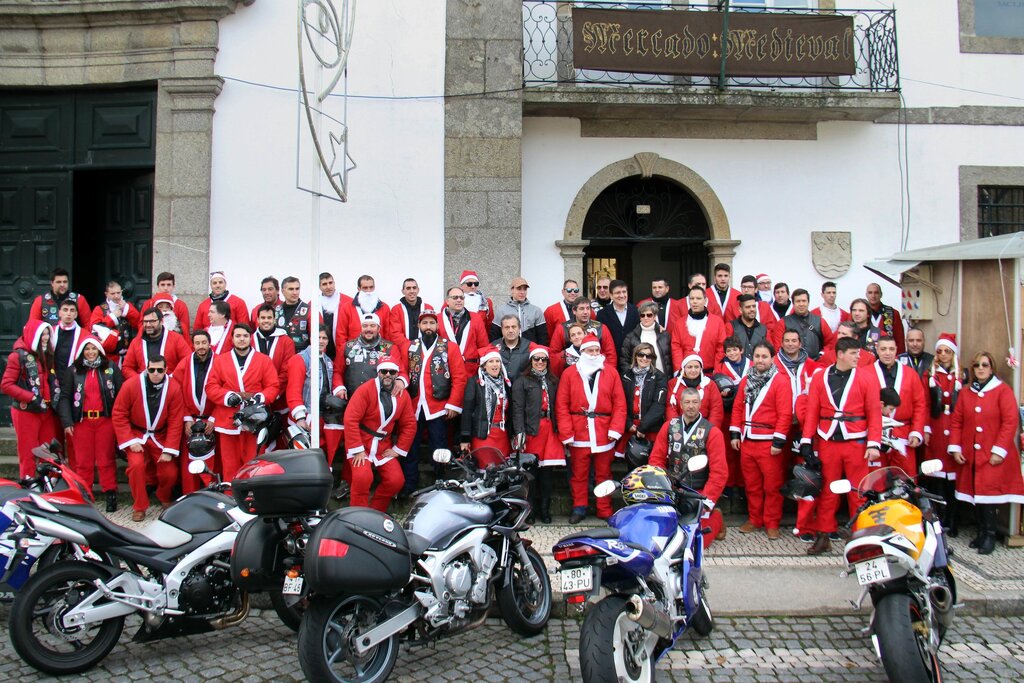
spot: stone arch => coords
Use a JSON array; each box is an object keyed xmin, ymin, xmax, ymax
[{"xmin": 556, "ymin": 152, "xmax": 739, "ymax": 287}]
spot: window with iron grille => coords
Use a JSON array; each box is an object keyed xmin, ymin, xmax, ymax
[{"xmin": 978, "ymin": 186, "xmax": 1024, "ymax": 238}]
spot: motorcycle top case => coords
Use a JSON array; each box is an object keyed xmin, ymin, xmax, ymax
[
  {"xmin": 231, "ymin": 448, "xmax": 333, "ymax": 516},
  {"xmin": 306, "ymin": 507, "xmax": 412, "ymax": 595}
]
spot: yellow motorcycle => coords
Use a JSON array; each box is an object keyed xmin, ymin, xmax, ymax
[{"xmin": 831, "ymin": 460, "xmax": 956, "ymax": 683}]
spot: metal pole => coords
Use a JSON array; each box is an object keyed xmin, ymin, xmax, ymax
[
  {"xmin": 717, "ymin": 0, "xmax": 730, "ymax": 91},
  {"xmin": 306, "ymin": 1, "xmax": 322, "ymax": 451}
]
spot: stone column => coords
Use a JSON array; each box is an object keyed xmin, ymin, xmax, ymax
[
  {"xmin": 154, "ymin": 76, "xmax": 223, "ymax": 309},
  {"xmin": 444, "ymin": 0, "xmax": 523, "ymax": 292},
  {"xmin": 704, "ymin": 238, "xmax": 742, "ymax": 273},
  {"xmin": 556, "ymin": 239, "xmax": 589, "ymax": 287}
]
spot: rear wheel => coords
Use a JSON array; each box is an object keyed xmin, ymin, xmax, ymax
[
  {"xmin": 498, "ymin": 545, "xmax": 552, "ymax": 636},
  {"xmin": 270, "ymin": 590, "xmax": 307, "ymax": 632},
  {"xmin": 9, "ymin": 561, "xmax": 125, "ymax": 674},
  {"xmin": 297, "ymin": 595, "xmax": 400, "ymax": 683},
  {"xmin": 580, "ymin": 595, "xmax": 658, "ymax": 683},
  {"xmin": 874, "ymin": 593, "xmax": 941, "ymax": 683}
]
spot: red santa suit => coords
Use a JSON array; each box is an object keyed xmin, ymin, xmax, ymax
[
  {"xmin": 438, "ymin": 306, "xmax": 490, "ymax": 374},
  {"xmin": 173, "ymin": 351, "xmax": 217, "ymax": 494},
  {"xmin": 925, "ymin": 360, "xmax": 966, "ymax": 481},
  {"xmin": 389, "ymin": 299, "xmax": 433, "ymax": 344},
  {"xmin": 775, "ymin": 352, "xmax": 822, "ymax": 535},
  {"xmin": 205, "ymin": 321, "xmax": 236, "ymax": 356},
  {"xmin": 285, "ymin": 350, "xmax": 344, "ymax": 465},
  {"xmin": 342, "ymin": 295, "xmax": 393, "ymax": 343},
  {"xmin": 89, "ymin": 300, "xmax": 141, "ymax": 364},
  {"xmin": 112, "ymin": 373, "xmax": 185, "ymax": 511},
  {"xmin": 706, "ymin": 287, "xmax": 741, "ymax": 322},
  {"xmin": 948, "ymin": 376, "xmax": 1024, "ymax": 505},
  {"xmin": 1, "ymin": 321, "xmax": 57, "ymax": 477},
  {"xmin": 800, "ymin": 364, "xmax": 882, "ymax": 534},
  {"xmin": 549, "ymin": 319, "xmax": 617, "ymax": 368},
  {"xmin": 330, "ymin": 292, "xmax": 356, "ymax": 352},
  {"xmin": 873, "ymin": 360, "xmax": 927, "ymax": 476},
  {"xmin": 670, "ymin": 312, "xmax": 728, "ymax": 374},
  {"xmin": 811, "ymin": 305, "xmax": 850, "ymax": 336},
  {"xmin": 194, "ymin": 292, "xmax": 248, "ymax": 331},
  {"xmin": 730, "ymin": 369, "xmax": 793, "ymax": 531},
  {"xmin": 250, "ymin": 298, "xmax": 283, "ymax": 329},
  {"xmin": 343, "ymin": 367, "xmax": 416, "ymax": 512},
  {"xmin": 554, "ymin": 339, "xmax": 626, "ymax": 519},
  {"xmin": 252, "ymin": 327, "xmax": 296, "ymax": 420},
  {"xmin": 543, "ymin": 300, "xmax": 574, "ymax": 345},
  {"xmin": 205, "ymin": 348, "xmax": 280, "ymax": 480},
  {"xmin": 142, "ymin": 292, "xmax": 191, "ymax": 339},
  {"xmin": 666, "ymin": 357, "xmax": 725, "ymax": 431},
  {"xmin": 122, "ymin": 328, "xmax": 191, "ymax": 381}
]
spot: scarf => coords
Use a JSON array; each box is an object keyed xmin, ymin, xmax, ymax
[
  {"xmin": 688, "ymin": 309, "xmax": 708, "ymax": 320},
  {"xmin": 778, "ymin": 349, "xmax": 808, "ymax": 373},
  {"xmin": 482, "ymin": 372, "xmax": 507, "ymax": 423},
  {"xmin": 970, "ymin": 375, "xmax": 994, "ymax": 393},
  {"xmin": 82, "ymin": 357, "xmax": 102, "ymax": 369},
  {"xmin": 745, "ymin": 364, "xmax": 777, "ymax": 406},
  {"xmin": 210, "ymin": 290, "xmax": 229, "ymax": 302},
  {"xmin": 682, "ymin": 374, "xmax": 701, "ymax": 389}
]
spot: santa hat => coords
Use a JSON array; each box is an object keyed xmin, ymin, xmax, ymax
[
  {"xmin": 360, "ymin": 313, "xmax": 381, "ymax": 327},
  {"xmin": 935, "ymin": 333, "xmax": 957, "ymax": 354},
  {"xmin": 376, "ymin": 355, "xmax": 399, "ymax": 373},
  {"xmin": 74, "ymin": 335, "xmax": 106, "ymax": 360},
  {"xmin": 477, "ymin": 348, "xmax": 510, "ymax": 383},
  {"xmin": 681, "ymin": 353, "xmax": 704, "ymax": 369},
  {"xmin": 755, "ymin": 273, "xmax": 770, "ymax": 284},
  {"xmin": 579, "ymin": 334, "xmax": 601, "ymax": 352},
  {"xmin": 22, "ymin": 319, "xmax": 49, "ymax": 352},
  {"xmin": 209, "ymin": 271, "xmax": 226, "ymax": 281},
  {"xmin": 152, "ymin": 292, "xmax": 174, "ymax": 307},
  {"xmin": 418, "ymin": 307, "xmax": 438, "ymax": 321},
  {"xmin": 529, "ymin": 347, "xmax": 549, "ymax": 359},
  {"xmin": 460, "ymin": 270, "xmax": 480, "ymax": 285}
]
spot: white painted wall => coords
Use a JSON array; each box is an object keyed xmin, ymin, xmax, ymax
[{"xmin": 210, "ymin": 1, "xmax": 446, "ymax": 310}]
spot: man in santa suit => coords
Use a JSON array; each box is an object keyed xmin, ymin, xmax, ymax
[
  {"xmin": 550, "ymin": 298, "xmax": 617, "ymax": 367},
  {"xmin": 275, "ymin": 276, "xmax": 315, "ymax": 352},
  {"xmin": 51, "ymin": 300, "xmax": 84, "ymax": 385},
  {"xmin": 344, "ymin": 357, "xmax": 416, "ymax": 512},
  {"xmin": 204, "ymin": 300, "xmax": 235, "ymax": 355},
  {"xmin": 866, "ymin": 282, "xmax": 906, "ymax": 354},
  {"xmin": 766, "ymin": 282, "xmax": 793, "ymax": 325},
  {"xmin": 253, "ymin": 304, "xmax": 297, "ymax": 440},
  {"xmin": 173, "ymin": 330, "xmax": 217, "ymax": 494},
  {"xmin": 706, "ymin": 263, "xmax": 741, "ymax": 322},
  {"xmin": 730, "ymin": 294, "xmax": 769, "ymax": 359},
  {"xmin": 206, "ymin": 324, "xmax": 281, "ymax": 480},
  {"xmin": 89, "ymin": 280, "xmax": 140, "ymax": 366},
  {"xmin": 250, "ymin": 276, "xmax": 282, "ymax": 328},
  {"xmin": 439, "ymin": 286, "xmax": 489, "ymax": 375},
  {"xmin": 389, "ymin": 278, "xmax": 430, "ymax": 344},
  {"xmin": 819, "ymin": 321, "xmax": 877, "ymax": 368},
  {"xmin": 29, "ymin": 267, "xmax": 90, "ymax": 327},
  {"xmin": 848, "ymin": 299, "xmax": 882, "ymax": 358},
  {"xmin": 670, "ymin": 286, "xmax": 728, "ymax": 373},
  {"xmin": 874, "ymin": 335, "xmax": 927, "ymax": 476},
  {"xmin": 770, "ymin": 289, "xmax": 834, "ymax": 360},
  {"xmin": 334, "ymin": 313, "xmax": 406, "ymax": 400},
  {"xmin": 286, "ymin": 326, "xmax": 344, "ymax": 465},
  {"xmin": 342, "ymin": 275, "xmax": 392, "ymax": 342},
  {"xmin": 141, "ymin": 272, "xmax": 191, "ymax": 339},
  {"xmin": 637, "ymin": 277, "xmax": 682, "ymax": 332},
  {"xmin": 112, "ymin": 354, "xmax": 185, "ymax": 522},
  {"xmin": 800, "ymin": 337, "xmax": 882, "ymax": 555},
  {"xmin": 319, "ymin": 272, "xmax": 349, "ymax": 360},
  {"xmin": 731, "ymin": 342, "xmax": 793, "ymax": 540},
  {"xmin": 898, "ymin": 327, "xmax": 934, "ymax": 380},
  {"xmin": 459, "ymin": 269, "xmax": 495, "ymax": 329},
  {"xmin": 193, "ymin": 271, "xmax": 248, "ymax": 332},
  {"xmin": 555, "ymin": 334, "xmax": 626, "ymax": 524},
  {"xmin": 755, "ymin": 273, "xmax": 773, "ymax": 304},
  {"xmin": 811, "ymin": 281, "xmax": 850, "ymax": 335},
  {"xmin": 543, "ymin": 279, "xmax": 582, "ymax": 343},
  {"xmin": 398, "ymin": 308, "xmax": 466, "ymax": 497}
]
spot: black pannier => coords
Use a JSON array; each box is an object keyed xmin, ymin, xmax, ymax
[
  {"xmin": 230, "ymin": 519, "xmax": 288, "ymax": 591},
  {"xmin": 231, "ymin": 448, "xmax": 333, "ymax": 516},
  {"xmin": 306, "ymin": 508, "xmax": 412, "ymax": 595}
]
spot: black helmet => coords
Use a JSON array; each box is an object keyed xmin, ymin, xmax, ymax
[
  {"xmin": 187, "ymin": 426, "xmax": 215, "ymax": 461},
  {"xmin": 624, "ymin": 436, "xmax": 652, "ymax": 469},
  {"xmin": 235, "ymin": 402, "xmax": 269, "ymax": 433},
  {"xmin": 321, "ymin": 394, "xmax": 347, "ymax": 416},
  {"xmin": 711, "ymin": 373, "xmax": 737, "ymax": 398},
  {"xmin": 779, "ymin": 464, "xmax": 823, "ymax": 501}
]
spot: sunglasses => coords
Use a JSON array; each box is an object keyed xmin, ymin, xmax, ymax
[
  {"xmin": 147, "ymin": 368, "xmax": 166, "ymax": 374},
  {"xmin": 565, "ymin": 288, "xmax": 580, "ymax": 294},
  {"xmin": 142, "ymin": 318, "xmax": 159, "ymax": 324},
  {"xmin": 596, "ymin": 285, "xmax": 609, "ymax": 290},
  {"xmin": 635, "ymin": 352, "xmax": 653, "ymax": 359},
  {"xmin": 378, "ymin": 369, "xmax": 399, "ymax": 376},
  {"xmin": 464, "ymin": 282, "xmax": 480, "ymax": 288},
  {"xmin": 639, "ymin": 312, "xmax": 655, "ymax": 318},
  {"xmin": 531, "ymin": 356, "xmax": 549, "ymax": 363},
  {"xmin": 973, "ymin": 362, "xmax": 991, "ymax": 368},
  {"xmin": 449, "ymin": 295, "xmax": 465, "ymax": 300}
]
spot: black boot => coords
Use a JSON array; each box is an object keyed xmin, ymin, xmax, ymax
[
  {"xmin": 944, "ymin": 490, "xmax": 959, "ymax": 538},
  {"xmin": 977, "ymin": 505, "xmax": 998, "ymax": 555},
  {"xmin": 969, "ymin": 505, "xmax": 984, "ymax": 549},
  {"xmin": 537, "ymin": 468, "xmax": 553, "ymax": 524},
  {"xmin": 105, "ymin": 490, "xmax": 118, "ymax": 513}
]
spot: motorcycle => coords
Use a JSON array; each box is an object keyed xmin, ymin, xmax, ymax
[
  {"xmin": 6, "ymin": 460, "xmax": 254, "ymax": 675},
  {"xmin": 296, "ymin": 446, "xmax": 552, "ymax": 683},
  {"xmin": 0, "ymin": 441, "xmax": 97, "ymax": 600},
  {"xmin": 552, "ymin": 458, "xmax": 713, "ymax": 683},
  {"xmin": 830, "ymin": 459, "xmax": 956, "ymax": 683}
]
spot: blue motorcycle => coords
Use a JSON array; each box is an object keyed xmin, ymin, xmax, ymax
[{"xmin": 552, "ymin": 460, "xmax": 714, "ymax": 683}]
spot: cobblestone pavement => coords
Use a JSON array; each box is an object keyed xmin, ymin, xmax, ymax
[{"xmin": 0, "ymin": 607, "xmax": 1021, "ymax": 682}]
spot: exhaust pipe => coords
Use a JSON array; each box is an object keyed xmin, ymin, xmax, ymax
[
  {"xmin": 211, "ymin": 591, "xmax": 250, "ymax": 630},
  {"xmin": 626, "ymin": 595, "xmax": 672, "ymax": 639},
  {"xmin": 929, "ymin": 585, "xmax": 954, "ymax": 630}
]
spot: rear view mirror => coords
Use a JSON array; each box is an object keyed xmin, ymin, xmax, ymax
[
  {"xmin": 432, "ymin": 448, "xmax": 452, "ymax": 464},
  {"xmin": 919, "ymin": 459, "xmax": 944, "ymax": 476},
  {"xmin": 687, "ymin": 454, "xmax": 708, "ymax": 472},
  {"xmin": 187, "ymin": 460, "xmax": 208, "ymax": 475},
  {"xmin": 830, "ymin": 479, "xmax": 853, "ymax": 495},
  {"xmin": 594, "ymin": 480, "xmax": 617, "ymax": 497}
]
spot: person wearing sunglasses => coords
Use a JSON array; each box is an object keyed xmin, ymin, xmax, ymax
[
  {"xmin": 112, "ymin": 355, "xmax": 185, "ymax": 522},
  {"xmin": 619, "ymin": 301, "xmax": 671, "ymax": 375},
  {"xmin": 122, "ymin": 307, "xmax": 191, "ymax": 382},
  {"xmin": 344, "ymin": 356, "xmax": 416, "ymax": 512},
  {"xmin": 461, "ymin": 350, "xmax": 514, "ymax": 469},
  {"xmin": 551, "ymin": 298, "xmax": 617, "ymax": 368},
  {"xmin": 439, "ymin": 285, "xmax": 489, "ymax": 375},
  {"xmin": 543, "ymin": 279, "xmax": 583, "ymax": 342},
  {"xmin": 511, "ymin": 347, "xmax": 562, "ymax": 523},
  {"xmin": 616, "ymin": 342, "xmax": 668, "ymax": 465},
  {"xmin": 922, "ymin": 333, "xmax": 968, "ymax": 534},
  {"xmin": 459, "ymin": 269, "xmax": 495, "ymax": 329},
  {"xmin": 947, "ymin": 351, "xmax": 1024, "ymax": 555}
]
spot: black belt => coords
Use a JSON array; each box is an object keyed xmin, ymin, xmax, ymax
[
  {"xmin": 571, "ymin": 411, "xmax": 611, "ymax": 418},
  {"xmin": 831, "ymin": 414, "xmax": 865, "ymax": 422},
  {"xmin": 360, "ymin": 424, "xmax": 387, "ymax": 439},
  {"xmin": 743, "ymin": 421, "xmax": 774, "ymax": 429}
]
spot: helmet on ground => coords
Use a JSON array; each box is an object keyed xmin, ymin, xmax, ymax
[
  {"xmin": 779, "ymin": 464, "xmax": 823, "ymax": 501},
  {"xmin": 621, "ymin": 465, "xmax": 675, "ymax": 505},
  {"xmin": 624, "ymin": 436, "xmax": 652, "ymax": 469}
]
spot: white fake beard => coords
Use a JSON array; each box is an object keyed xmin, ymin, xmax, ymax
[
  {"xmin": 463, "ymin": 291, "xmax": 482, "ymax": 312},
  {"xmin": 106, "ymin": 299, "xmax": 122, "ymax": 317},
  {"xmin": 321, "ymin": 291, "xmax": 340, "ymax": 316},
  {"xmin": 576, "ymin": 353, "xmax": 605, "ymax": 378},
  {"xmin": 356, "ymin": 291, "xmax": 379, "ymax": 313},
  {"xmin": 162, "ymin": 312, "xmax": 179, "ymax": 331}
]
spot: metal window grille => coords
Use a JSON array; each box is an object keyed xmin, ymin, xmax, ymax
[{"xmin": 978, "ymin": 186, "xmax": 1024, "ymax": 238}]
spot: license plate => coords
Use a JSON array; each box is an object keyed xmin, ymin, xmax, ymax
[
  {"xmin": 559, "ymin": 566, "xmax": 593, "ymax": 594},
  {"xmin": 282, "ymin": 576, "xmax": 304, "ymax": 595},
  {"xmin": 855, "ymin": 558, "xmax": 891, "ymax": 586}
]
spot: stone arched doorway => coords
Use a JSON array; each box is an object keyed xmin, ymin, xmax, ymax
[{"xmin": 557, "ymin": 153, "xmax": 738, "ymax": 296}]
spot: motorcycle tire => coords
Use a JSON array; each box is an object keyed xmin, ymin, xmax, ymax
[
  {"xmin": 297, "ymin": 595, "xmax": 400, "ymax": 683},
  {"xmin": 9, "ymin": 561, "xmax": 125, "ymax": 675},
  {"xmin": 270, "ymin": 589, "xmax": 307, "ymax": 633},
  {"xmin": 690, "ymin": 592, "xmax": 714, "ymax": 637},
  {"xmin": 580, "ymin": 595, "xmax": 659, "ymax": 683},
  {"xmin": 874, "ymin": 593, "xmax": 942, "ymax": 683},
  {"xmin": 497, "ymin": 545, "xmax": 552, "ymax": 636}
]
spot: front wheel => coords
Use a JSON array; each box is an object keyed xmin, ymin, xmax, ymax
[
  {"xmin": 580, "ymin": 595, "xmax": 659, "ymax": 683},
  {"xmin": 498, "ymin": 545, "xmax": 552, "ymax": 636},
  {"xmin": 9, "ymin": 561, "xmax": 125, "ymax": 674},
  {"xmin": 297, "ymin": 595, "xmax": 400, "ymax": 683},
  {"xmin": 690, "ymin": 592, "xmax": 714, "ymax": 637},
  {"xmin": 874, "ymin": 593, "xmax": 941, "ymax": 683}
]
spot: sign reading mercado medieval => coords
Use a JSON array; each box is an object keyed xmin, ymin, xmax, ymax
[{"xmin": 573, "ymin": 8, "xmax": 856, "ymax": 78}]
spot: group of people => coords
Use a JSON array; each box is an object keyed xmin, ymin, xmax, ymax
[{"xmin": 3, "ymin": 265, "xmax": 1023, "ymax": 555}]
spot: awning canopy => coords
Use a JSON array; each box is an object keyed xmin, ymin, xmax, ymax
[
  {"xmin": 863, "ymin": 259, "xmax": 921, "ymax": 286},
  {"xmin": 865, "ymin": 233, "xmax": 1024, "ymax": 286}
]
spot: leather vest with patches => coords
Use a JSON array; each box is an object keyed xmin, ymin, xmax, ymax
[
  {"xmin": 275, "ymin": 301, "xmax": 311, "ymax": 350},
  {"xmin": 406, "ymin": 338, "xmax": 452, "ymax": 400},
  {"xmin": 665, "ymin": 416, "xmax": 712, "ymax": 490}
]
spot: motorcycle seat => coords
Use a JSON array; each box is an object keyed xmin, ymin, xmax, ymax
[
  {"xmin": 559, "ymin": 527, "xmax": 620, "ymax": 542},
  {"xmin": 51, "ymin": 503, "xmax": 164, "ymax": 548},
  {"xmin": 0, "ymin": 487, "xmax": 27, "ymax": 505}
]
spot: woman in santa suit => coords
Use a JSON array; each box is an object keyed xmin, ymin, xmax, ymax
[
  {"xmin": 461, "ymin": 350, "xmax": 511, "ymax": 468},
  {"xmin": 948, "ymin": 351, "xmax": 1024, "ymax": 555},
  {"xmin": 665, "ymin": 354, "xmax": 724, "ymax": 430},
  {"xmin": 550, "ymin": 323, "xmax": 585, "ymax": 378},
  {"xmin": 923, "ymin": 333, "xmax": 967, "ymax": 530},
  {"xmin": 511, "ymin": 347, "xmax": 562, "ymax": 524},
  {"xmin": 617, "ymin": 342, "xmax": 668, "ymax": 459}
]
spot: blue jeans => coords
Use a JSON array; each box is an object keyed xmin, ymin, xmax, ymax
[{"xmin": 401, "ymin": 415, "xmax": 451, "ymax": 495}]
